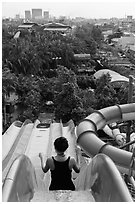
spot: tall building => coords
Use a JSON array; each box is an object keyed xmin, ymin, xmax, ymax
[
  {"xmin": 32, "ymin": 9, "xmax": 42, "ymax": 19},
  {"xmin": 43, "ymin": 11, "xmax": 49, "ymax": 20},
  {"xmin": 25, "ymin": 10, "xmax": 31, "ymax": 20}
]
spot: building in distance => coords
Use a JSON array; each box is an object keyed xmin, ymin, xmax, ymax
[
  {"xmin": 25, "ymin": 10, "xmax": 31, "ymax": 20},
  {"xmin": 43, "ymin": 11, "xmax": 49, "ymax": 20},
  {"xmin": 18, "ymin": 22, "xmax": 38, "ymax": 29},
  {"xmin": 15, "ymin": 14, "xmax": 20, "ymax": 20},
  {"xmin": 32, "ymin": 9, "xmax": 42, "ymax": 19},
  {"xmin": 127, "ymin": 15, "xmax": 133, "ymax": 21},
  {"xmin": 43, "ymin": 22, "xmax": 72, "ymax": 33}
]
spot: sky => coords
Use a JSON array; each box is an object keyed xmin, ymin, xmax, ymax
[{"xmin": 2, "ymin": 0, "xmax": 136, "ymax": 19}]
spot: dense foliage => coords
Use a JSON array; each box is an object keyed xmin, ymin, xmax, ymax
[{"xmin": 2, "ymin": 21, "xmax": 134, "ymax": 127}]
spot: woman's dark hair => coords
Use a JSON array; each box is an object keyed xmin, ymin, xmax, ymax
[{"xmin": 54, "ymin": 137, "xmax": 69, "ymax": 152}]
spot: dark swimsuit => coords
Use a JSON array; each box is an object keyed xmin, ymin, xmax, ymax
[{"xmin": 49, "ymin": 156, "xmax": 75, "ymax": 191}]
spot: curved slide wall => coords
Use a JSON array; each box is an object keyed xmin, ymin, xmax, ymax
[
  {"xmin": 2, "ymin": 121, "xmax": 23, "ymax": 161},
  {"xmin": 90, "ymin": 154, "xmax": 133, "ymax": 202},
  {"xmin": 2, "ymin": 155, "xmax": 36, "ymax": 202},
  {"xmin": 74, "ymin": 153, "xmax": 133, "ymax": 202},
  {"xmin": 77, "ymin": 103, "xmax": 135, "ymax": 173},
  {"xmin": 2, "ymin": 119, "xmax": 53, "ymax": 202},
  {"xmin": 3, "ymin": 154, "xmax": 133, "ymax": 202},
  {"xmin": 2, "ymin": 120, "xmax": 34, "ymax": 182}
]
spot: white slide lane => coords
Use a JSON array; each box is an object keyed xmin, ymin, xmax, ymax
[
  {"xmin": 2, "ymin": 121, "xmax": 22, "ymax": 161},
  {"xmin": 25, "ymin": 121, "xmax": 79, "ymax": 201}
]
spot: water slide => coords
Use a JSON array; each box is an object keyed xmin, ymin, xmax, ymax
[
  {"xmin": 2, "ymin": 104, "xmax": 134, "ymax": 201},
  {"xmin": 2, "ymin": 119, "xmax": 34, "ymax": 182},
  {"xmin": 3, "ymin": 120, "xmax": 90, "ymax": 201},
  {"xmin": 2, "ymin": 119, "xmax": 52, "ymax": 201},
  {"xmin": 76, "ymin": 103, "xmax": 135, "ymax": 174},
  {"xmin": 2, "ymin": 121, "xmax": 23, "ymax": 161},
  {"xmin": 74, "ymin": 153, "xmax": 133, "ymax": 202}
]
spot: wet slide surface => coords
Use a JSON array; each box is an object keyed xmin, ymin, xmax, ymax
[{"xmin": 31, "ymin": 190, "xmax": 94, "ymax": 202}]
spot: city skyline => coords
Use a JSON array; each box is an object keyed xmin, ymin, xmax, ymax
[{"xmin": 2, "ymin": 0, "xmax": 135, "ymax": 19}]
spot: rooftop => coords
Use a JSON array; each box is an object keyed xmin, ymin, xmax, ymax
[
  {"xmin": 43, "ymin": 22, "xmax": 71, "ymax": 32},
  {"xmin": 43, "ymin": 22, "xmax": 71, "ymax": 29},
  {"xmin": 18, "ymin": 24, "xmax": 35, "ymax": 28},
  {"xmin": 94, "ymin": 69, "xmax": 129, "ymax": 83},
  {"xmin": 74, "ymin": 54, "xmax": 91, "ymax": 60},
  {"xmin": 18, "ymin": 22, "xmax": 38, "ymax": 29}
]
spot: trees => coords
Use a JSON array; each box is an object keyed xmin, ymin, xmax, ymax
[
  {"xmin": 2, "ymin": 67, "xmax": 17, "ymax": 96},
  {"xmin": 77, "ymin": 88, "xmax": 96, "ymax": 112},
  {"xmin": 71, "ymin": 107, "xmax": 86, "ymax": 125},
  {"xmin": 14, "ymin": 75, "xmax": 40, "ymax": 121},
  {"xmin": 54, "ymin": 82, "xmax": 83, "ymax": 123},
  {"xmin": 94, "ymin": 73, "xmax": 119, "ymax": 109},
  {"xmin": 3, "ymin": 21, "xmax": 132, "ymax": 126},
  {"xmin": 107, "ymin": 28, "xmax": 123, "ymax": 43},
  {"xmin": 91, "ymin": 25, "xmax": 104, "ymax": 44},
  {"xmin": 73, "ymin": 23, "xmax": 103, "ymax": 56},
  {"xmin": 77, "ymin": 75, "xmax": 96, "ymax": 89},
  {"xmin": 53, "ymin": 65, "xmax": 78, "ymax": 93},
  {"xmin": 116, "ymin": 83, "xmax": 135, "ymax": 104},
  {"xmin": 2, "ymin": 67, "xmax": 18, "ymax": 127}
]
